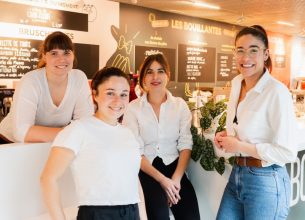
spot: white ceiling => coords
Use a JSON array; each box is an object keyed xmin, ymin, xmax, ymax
[{"xmin": 111, "ymin": 0, "xmax": 305, "ymax": 38}]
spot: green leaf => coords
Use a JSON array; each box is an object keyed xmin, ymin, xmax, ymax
[
  {"xmin": 204, "ymin": 139, "xmax": 215, "ymax": 158},
  {"xmin": 200, "ymin": 155, "xmax": 214, "ymax": 171},
  {"xmin": 200, "ymin": 116, "xmax": 212, "ymax": 130},
  {"xmin": 190, "ymin": 125, "xmax": 198, "ymax": 135},
  {"xmin": 191, "ymin": 137, "xmax": 204, "ymax": 161},
  {"xmin": 228, "ymin": 156, "xmax": 236, "ymax": 166},
  {"xmin": 200, "ymin": 106, "xmax": 210, "ymax": 118},
  {"xmin": 214, "ymin": 157, "xmax": 225, "ymax": 175},
  {"xmin": 187, "ymin": 101, "xmax": 196, "ymax": 110},
  {"xmin": 218, "ymin": 112, "xmax": 227, "ymax": 127},
  {"xmin": 215, "ymin": 126, "xmax": 225, "ymax": 134}
]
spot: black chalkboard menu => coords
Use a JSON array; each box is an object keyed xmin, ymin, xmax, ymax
[
  {"xmin": 0, "ymin": 1, "xmax": 88, "ymax": 31},
  {"xmin": 216, "ymin": 53, "xmax": 238, "ymax": 81},
  {"xmin": 178, "ymin": 44, "xmax": 216, "ymax": 82},
  {"xmin": 134, "ymin": 45, "xmax": 175, "ymax": 81},
  {"xmin": 0, "ymin": 37, "xmax": 99, "ymax": 79}
]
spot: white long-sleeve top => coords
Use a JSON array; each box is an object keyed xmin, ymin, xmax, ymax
[
  {"xmin": 226, "ymin": 70, "xmax": 297, "ymax": 166},
  {"xmin": 0, "ymin": 68, "xmax": 94, "ymax": 142},
  {"xmin": 123, "ymin": 90, "xmax": 193, "ymax": 165}
]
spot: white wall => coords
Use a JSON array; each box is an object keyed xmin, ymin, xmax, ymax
[{"xmin": 291, "ymin": 37, "xmax": 305, "ymax": 80}]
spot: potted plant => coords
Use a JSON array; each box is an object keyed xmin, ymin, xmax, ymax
[{"xmin": 189, "ymin": 99, "xmax": 235, "ymax": 175}]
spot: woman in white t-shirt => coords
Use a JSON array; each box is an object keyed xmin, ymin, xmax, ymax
[
  {"xmin": 0, "ymin": 31, "xmax": 94, "ymax": 144},
  {"xmin": 41, "ymin": 67, "xmax": 146, "ymax": 220}
]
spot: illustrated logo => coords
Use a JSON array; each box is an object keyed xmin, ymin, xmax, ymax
[{"xmin": 106, "ymin": 25, "xmax": 139, "ymax": 74}]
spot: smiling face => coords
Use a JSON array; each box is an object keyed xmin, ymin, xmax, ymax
[
  {"xmin": 235, "ymin": 34, "xmax": 269, "ymax": 79},
  {"xmin": 93, "ymin": 76, "xmax": 130, "ymax": 125},
  {"xmin": 143, "ymin": 60, "xmax": 169, "ymax": 93},
  {"xmin": 43, "ymin": 49, "xmax": 74, "ymax": 77}
]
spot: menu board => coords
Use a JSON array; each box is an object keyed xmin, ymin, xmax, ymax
[
  {"xmin": 216, "ymin": 53, "xmax": 238, "ymax": 81},
  {"xmin": 134, "ymin": 45, "xmax": 176, "ymax": 81},
  {"xmin": 0, "ymin": 1, "xmax": 88, "ymax": 31},
  {"xmin": 178, "ymin": 44, "xmax": 216, "ymax": 82},
  {"xmin": 0, "ymin": 38, "xmax": 40, "ymax": 78},
  {"xmin": 0, "ymin": 37, "xmax": 99, "ymax": 79}
]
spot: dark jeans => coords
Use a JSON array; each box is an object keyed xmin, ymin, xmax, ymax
[
  {"xmin": 77, "ymin": 204, "xmax": 140, "ymax": 220},
  {"xmin": 139, "ymin": 157, "xmax": 200, "ymax": 220}
]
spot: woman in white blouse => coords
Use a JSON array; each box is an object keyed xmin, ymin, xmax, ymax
[
  {"xmin": 0, "ymin": 31, "xmax": 94, "ymax": 143},
  {"xmin": 214, "ymin": 25, "xmax": 297, "ymax": 219},
  {"xmin": 123, "ymin": 53, "xmax": 200, "ymax": 220}
]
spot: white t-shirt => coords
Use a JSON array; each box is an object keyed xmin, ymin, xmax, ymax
[
  {"xmin": 53, "ymin": 116, "xmax": 141, "ymax": 206},
  {"xmin": 123, "ymin": 90, "xmax": 193, "ymax": 165},
  {"xmin": 0, "ymin": 68, "xmax": 94, "ymax": 142},
  {"xmin": 226, "ymin": 70, "xmax": 297, "ymax": 166}
]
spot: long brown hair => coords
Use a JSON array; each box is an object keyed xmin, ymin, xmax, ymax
[{"xmin": 138, "ymin": 53, "xmax": 170, "ymax": 90}]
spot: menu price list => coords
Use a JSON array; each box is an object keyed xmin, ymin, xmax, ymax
[
  {"xmin": 216, "ymin": 53, "xmax": 238, "ymax": 81},
  {"xmin": 178, "ymin": 44, "xmax": 215, "ymax": 82},
  {"xmin": 0, "ymin": 37, "xmax": 40, "ymax": 78}
]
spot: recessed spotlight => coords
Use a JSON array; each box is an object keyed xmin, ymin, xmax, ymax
[
  {"xmin": 193, "ymin": 1, "xmax": 220, "ymax": 10},
  {"xmin": 277, "ymin": 21, "xmax": 294, "ymax": 27}
]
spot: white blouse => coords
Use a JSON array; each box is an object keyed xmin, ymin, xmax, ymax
[
  {"xmin": 226, "ymin": 70, "xmax": 297, "ymax": 166},
  {"xmin": 123, "ymin": 90, "xmax": 193, "ymax": 165}
]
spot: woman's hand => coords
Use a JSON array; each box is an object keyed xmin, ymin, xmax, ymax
[
  {"xmin": 217, "ymin": 135, "xmax": 241, "ymax": 153},
  {"xmin": 214, "ymin": 130, "xmax": 227, "ymax": 148},
  {"xmin": 159, "ymin": 176, "xmax": 181, "ymax": 205}
]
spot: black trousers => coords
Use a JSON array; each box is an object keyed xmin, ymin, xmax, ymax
[
  {"xmin": 77, "ymin": 204, "xmax": 140, "ymax": 220},
  {"xmin": 0, "ymin": 134, "xmax": 12, "ymax": 144},
  {"xmin": 139, "ymin": 157, "xmax": 200, "ymax": 220}
]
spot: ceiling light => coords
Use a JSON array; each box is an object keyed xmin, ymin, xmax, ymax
[
  {"xmin": 277, "ymin": 21, "xmax": 294, "ymax": 27},
  {"xmin": 193, "ymin": 1, "xmax": 220, "ymax": 10}
]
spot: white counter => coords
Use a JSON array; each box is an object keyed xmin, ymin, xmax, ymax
[
  {"xmin": 0, "ymin": 143, "xmax": 77, "ymax": 220},
  {"xmin": 1, "ymin": 129, "xmax": 304, "ymax": 220}
]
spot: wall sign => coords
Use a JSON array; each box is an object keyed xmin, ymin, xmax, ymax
[
  {"xmin": 216, "ymin": 53, "xmax": 238, "ymax": 81},
  {"xmin": 0, "ymin": 1, "xmax": 88, "ymax": 31},
  {"xmin": 118, "ymin": 3, "xmax": 241, "ymax": 84},
  {"xmin": 178, "ymin": 44, "xmax": 216, "ymax": 82}
]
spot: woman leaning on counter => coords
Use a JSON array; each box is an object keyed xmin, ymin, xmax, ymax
[
  {"xmin": 0, "ymin": 31, "xmax": 94, "ymax": 144},
  {"xmin": 214, "ymin": 25, "xmax": 297, "ymax": 219},
  {"xmin": 123, "ymin": 53, "xmax": 200, "ymax": 220}
]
